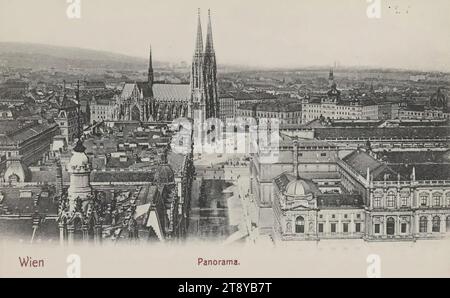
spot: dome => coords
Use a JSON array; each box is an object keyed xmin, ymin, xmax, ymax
[
  {"xmin": 4, "ymin": 159, "xmax": 29, "ymax": 183},
  {"xmin": 155, "ymin": 164, "xmax": 174, "ymax": 184},
  {"xmin": 68, "ymin": 151, "xmax": 90, "ymax": 170},
  {"xmin": 285, "ymin": 179, "xmax": 309, "ymax": 197}
]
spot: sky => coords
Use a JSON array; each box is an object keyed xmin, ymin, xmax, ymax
[{"xmin": 0, "ymin": 0, "xmax": 449, "ymax": 71}]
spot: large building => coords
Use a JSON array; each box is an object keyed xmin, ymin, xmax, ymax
[
  {"xmin": 0, "ymin": 120, "xmax": 59, "ymax": 167},
  {"xmin": 0, "ymin": 120, "xmax": 195, "ymax": 244},
  {"xmin": 113, "ymin": 10, "xmax": 219, "ymax": 124},
  {"xmin": 236, "ymin": 100, "xmax": 302, "ymax": 125},
  {"xmin": 250, "ymin": 132, "xmax": 450, "ymax": 242}
]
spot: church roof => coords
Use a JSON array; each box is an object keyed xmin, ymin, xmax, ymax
[
  {"xmin": 153, "ymin": 84, "xmax": 190, "ymax": 102},
  {"xmin": 121, "ymin": 83, "xmax": 136, "ymax": 99}
]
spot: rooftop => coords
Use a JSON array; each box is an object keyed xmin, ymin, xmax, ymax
[{"xmin": 153, "ymin": 83, "xmax": 190, "ymax": 101}]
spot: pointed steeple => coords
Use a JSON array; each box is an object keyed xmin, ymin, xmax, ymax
[
  {"xmin": 148, "ymin": 44, "xmax": 154, "ymax": 86},
  {"xmin": 75, "ymin": 79, "xmax": 84, "ymax": 148},
  {"xmin": 205, "ymin": 9, "xmax": 215, "ymax": 54},
  {"xmin": 194, "ymin": 8, "xmax": 203, "ymax": 55}
]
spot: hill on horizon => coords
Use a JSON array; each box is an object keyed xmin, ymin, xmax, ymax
[{"xmin": 0, "ymin": 42, "xmax": 152, "ymax": 71}]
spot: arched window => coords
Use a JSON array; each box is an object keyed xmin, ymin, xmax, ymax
[
  {"xmin": 433, "ymin": 193, "xmax": 442, "ymax": 207},
  {"xmin": 446, "ymin": 216, "xmax": 450, "ymax": 233},
  {"xmin": 419, "ymin": 216, "xmax": 428, "ymax": 233},
  {"xmin": 386, "ymin": 217, "xmax": 395, "ymax": 235},
  {"xmin": 432, "ymin": 216, "xmax": 441, "ymax": 233},
  {"xmin": 295, "ymin": 216, "xmax": 305, "ymax": 234},
  {"xmin": 386, "ymin": 192, "xmax": 396, "ymax": 208},
  {"xmin": 419, "ymin": 193, "xmax": 429, "ymax": 207}
]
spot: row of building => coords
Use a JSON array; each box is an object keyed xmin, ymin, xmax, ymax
[{"xmin": 248, "ymin": 132, "xmax": 450, "ymax": 243}]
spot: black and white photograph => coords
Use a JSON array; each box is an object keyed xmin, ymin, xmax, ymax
[{"xmin": 0, "ymin": 0, "xmax": 449, "ymax": 280}]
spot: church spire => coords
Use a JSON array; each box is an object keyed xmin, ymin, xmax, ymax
[
  {"xmin": 194, "ymin": 8, "xmax": 203, "ymax": 55},
  {"xmin": 148, "ymin": 44, "xmax": 154, "ymax": 86},
  {"xmin": 205, "ymin": 9, "xmax": 215, "ymax": 54}
]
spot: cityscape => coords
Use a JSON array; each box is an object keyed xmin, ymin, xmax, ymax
[{"xmin": 0, "ymin": 0, "xmax": 449, "ymax": 278}]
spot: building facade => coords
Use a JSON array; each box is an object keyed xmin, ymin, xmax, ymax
[
  {"xmin": 90, "ymin": 97, "xmax": 115, "ymax": 123},
  {"xmin": 250, "ymin": 133, "xmax": 450, "ymax": 242},
  {"xmin": 237, "ymin": 101, "xmax": 302, "ymax": 125}
]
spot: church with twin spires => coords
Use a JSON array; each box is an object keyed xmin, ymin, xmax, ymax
[{"xmin": 113, "ymin": 9, "xmax": 219, "ymax": 124}]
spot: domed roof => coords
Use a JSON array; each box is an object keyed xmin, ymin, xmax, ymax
[
  {"xmin": 155, "ymin": 164, "xmax": 174, "ymax": 184},
  {"xmin": 4, "ymin": 159, "xmax": 29, "ymax": 183},
  {"xmin": 285, "ymin": 179, "xmax": 310, "ymax": 197},
  {"xmin": 68, "ymin": 151, "xmax": 90, "ymax": 169}
]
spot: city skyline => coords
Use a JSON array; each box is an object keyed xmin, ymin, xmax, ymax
[{"xmin": 1, "ymin": 0, "xmax": 450, "ymax": 72}]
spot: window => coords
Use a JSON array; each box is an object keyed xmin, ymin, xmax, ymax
[
  {"xmin": 374, "ymin": 196, "xmax": 381, "ymax": 208},
  {"xmin": 374, "ymin": 224, "xmax": 380, "ymax": 234},
  {"xmin": 446, "ymin": 216, "xmax": 450, "ymax": 232},
  {"xmin": 318, "ymin": 223, "xmax": 324, "ymax": 233},
  {"xmin": 401, "ymin": 223, "xmax": 407, "ymax": 234},
  {"xmin": 446, "ymin": 193, "xmax": 450, "ymax": 206},
  {"xmin": 386, "ymin": 217, "xmax": 395, "ymax": 235},
  {"xmin": 355, "ymin": 223, "xmax": 361, "ymax": 233},
  {"xmin": 420, "ymin": 193, "xmax": 428, "ymax": 207},
  {"xmin": 319, "ymin": 214, "xmax": 323, "ymax": 219},
  {"xmin": 419, "ymin": 216, "xmax": 428, "ymax": 233},
  {"xmin": 401, "ymin": 196, "xmax": 408, "ymax": 207},
  {"xmin": 331, "ymin": 214, "xmax": 335, "ymax": 219},
  {"xmin": 386, "ymin": 192, "xmax": 395, "ymax": 208},
  {"xmin": 330, "ymin": 223, "xmax": 336, "ymax": 233},
  {"xmin": 433, "ymin": 193, "xmax": 442, "ymax": 207},
  {"xmin": 320, "ymin": 153, "xmax": 327, "ymax": 157},
  {"xmin": 343, "ymin": 223, "xmax": 349, "ymax": 233},
  {"xmin": 344, "ymin": 214, "xmax": 348, "ymax": 219},
  {"xmin": 295, "ymin": 216, "xmax": 305, "ymax": 234},
  {"xmin": 432, "ymin": 216, "xmax": 441, "ymax": 233},
  {"xmin": 356, "ymin": 214, "xmax": 361, "ymax": 219}
]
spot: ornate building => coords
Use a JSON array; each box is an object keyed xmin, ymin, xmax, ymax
[
  {"xmin": 57, "ymin": 138, "xmax": 103, "ymax": 244},
  {"xmin": 111, "ymin": 46, "xmax": 153, "ymax": 122},
  {"xmin": 113, "ymin": 10, "xmax": 219, "ymax": 123},
  {"xmin": 55, "ymin": 81, "xmax": 82, "ymax": 144},
  {"xmin": 250, "ymin": 133, "xmax": 450, "ymax": 242}
]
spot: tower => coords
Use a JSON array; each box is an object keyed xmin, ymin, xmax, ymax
[
  {"xmin": 148, "ymin": 45, "xmax": 154, "ymax": 88},
  {"xmin": 203, "ymin": 9, "xmax": 219, "ymax": 119},
  {"xmin": 328, "ymin": 68, "xmax": 334, "ymax": 88},
  {"xmin": 147, "ymin": 45, "xmax": 155, "ymax": 121},
  {"xmin": 190, "ymin": 8, "xmax": 205, "ymax": 123},
  {"xmin": 57, "ymin": 109, "xmax": 102, "ymax": 245},
  {"xmin": 189, "ymin": 8, "xmax": 219, "ymax": 123}
]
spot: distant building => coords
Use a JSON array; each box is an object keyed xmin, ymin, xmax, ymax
[
  {"xmin": 0, "ymin": 120, "xmax": 59, "ymax": 166},
  {"xmin": 152, "ymin": 83, "xmax": 190, "ymax": 121},
  {"xmin": 90, "ymin": 97, "xmax": 115, "ymax": 123},
  {"xmin": 218, "ymin": 94, "xmax": 235, "ymax": 122},
  {"xmin": 237, "ymin": 100, "xmax": 302, "ymax": 125},
  {"xmin": 114, "ymin": 81, "xmax": 153, "ymax": 122},
  {"xmin": 80, "ymin": 80, "xmax": 106, "ymax": 91},
  {"xmin": 55, "ymin": 94, "xmax": 81, "ymax": 144}
]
